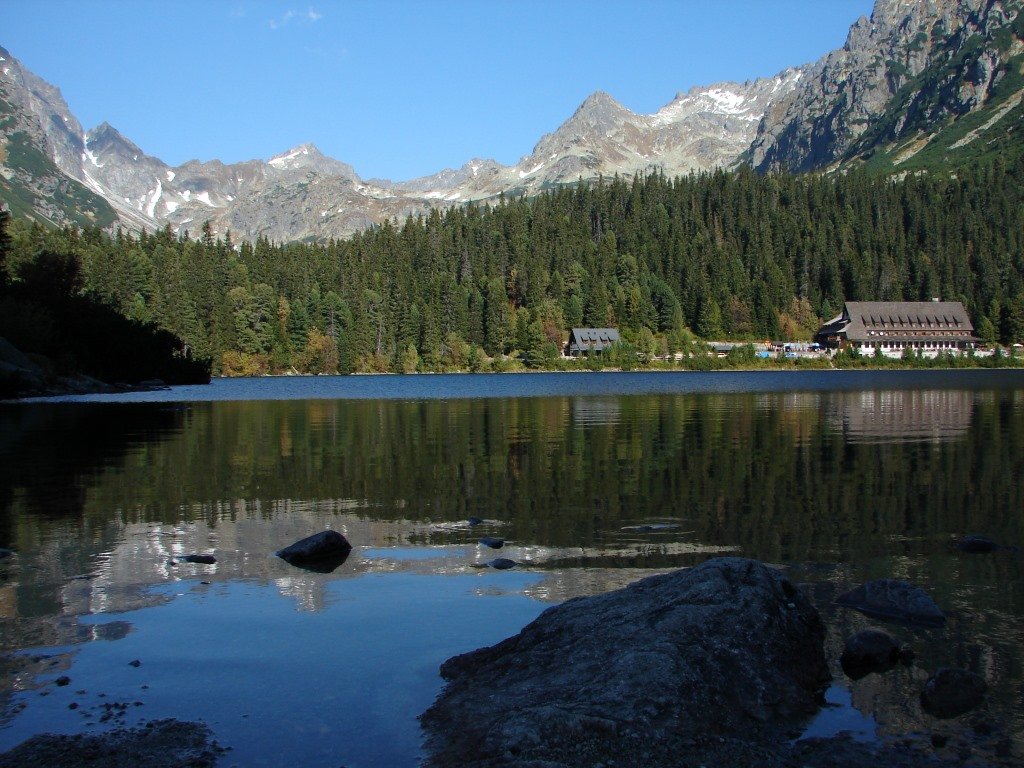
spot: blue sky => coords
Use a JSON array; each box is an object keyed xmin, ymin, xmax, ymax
[{"xmin": 4, "ymin": 1, "xmax": 874, "ymax": 181}]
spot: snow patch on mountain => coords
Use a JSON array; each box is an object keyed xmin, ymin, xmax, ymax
[
  {"xmin": 145, "ymin": 180, "xmax": 162, "ymax": 218},
  {"xmin": 269, "ymin": 146, "xmax": 309, "ymax": 168}
]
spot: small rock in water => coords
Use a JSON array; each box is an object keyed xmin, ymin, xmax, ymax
[
  {"xmin": 955, "ymin": 535, "xmax": 1000, "ymax": 554},
  {"xmin": 181, "ymin": 554, "xmax": 217, "ymax": 564},
  {"xmin": 276, "ymin": 531, "xmax": 352, "ymax": 573},
  {"xmin": 479, "ymin": 537, "xmax": 504, "ymax": 549},
  {"xmin": 840, "ymin": 628, "xmax": 902, "ymax": 678},
  {"xmin": 835, "ymin": 579, "xmax": 945, "ymax": 626},
  {"xmin": 921, "ymin": 668, "xmax": 987, "ymax": 718},
  {"xmin": 55, "ymin": 676, "xmax": 70, "ymax": 687},
  {"xmin": 128, "ymin": 660, "xmax": 141, "ymax": 668},
  {"xmin": 487, "ymin": 558, "xmax": 517, "ymax": 570},
  {"xmin": 467, "ymin": 517, "xmax": 484, "ymax": 527}
]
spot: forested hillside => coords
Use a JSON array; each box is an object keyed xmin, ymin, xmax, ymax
[{"xmin": 5, "ymin": 160, "xmax": 1024, "ymax": 375}]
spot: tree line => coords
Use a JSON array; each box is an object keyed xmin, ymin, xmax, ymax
[{"xmin": 3, "ymin": 157, "xmax": 1024, "ymax": 376}]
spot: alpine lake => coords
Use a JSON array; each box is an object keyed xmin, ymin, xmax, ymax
[{"xmin": 1, "ymin": 370, "xmax": 1022, "ymax": 767}]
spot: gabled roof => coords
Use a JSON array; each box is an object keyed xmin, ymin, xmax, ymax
[
  {"xmin": 570, "ymin": 328, "xmax": 621, "ymax": 345},
  {"xmin": 817, "ymin": 301, "xmax": 978, "ymax": 343},
  {"xmin": 568, "ymin": 328, "xmax": 621, "ymax": 352}
]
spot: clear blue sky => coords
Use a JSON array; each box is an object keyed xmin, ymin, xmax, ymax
[{"xmin": 3, "ymin": 1, "xmax": 874, "ymax": 181}]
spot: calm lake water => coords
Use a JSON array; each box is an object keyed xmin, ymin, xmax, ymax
[{"xmin": 1, "ymin": 370, "xmax": 1023, "ymax": 766}]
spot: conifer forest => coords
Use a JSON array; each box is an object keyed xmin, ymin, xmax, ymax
[{"xmin": 3, "ymin": 159, "xmax": 1024, "ymax": 376}]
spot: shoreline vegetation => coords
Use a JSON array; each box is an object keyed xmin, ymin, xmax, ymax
[
  {"xmin": 2, "ymin": 162, "xmax": 1024, "ymax": 388},
  {"xmin": 3, "ymin": 337, "xmax": 1022, "ymax": 400}
]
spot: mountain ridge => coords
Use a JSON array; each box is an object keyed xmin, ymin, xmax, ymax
[{"xmin": 3, "ymin": 0, "xmax": 1024, "ymax": 241}]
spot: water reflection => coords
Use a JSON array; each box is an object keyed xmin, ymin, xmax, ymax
[
  {"xmin": 826, "ymin": 390, "xmax": 975, "ymax": 443},
  {"xmin": 0, "ymin": 377, "xmax": 1023, "ymax": 764}
]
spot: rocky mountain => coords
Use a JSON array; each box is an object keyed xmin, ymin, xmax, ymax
[
  {"xmin": 4, "ymin": 0, "xmax": 1023, "ymax": 242},
  {"xmin": 748, "ymin": 0, "xmax": 1024, "ymax": 172},
  {"xmin": 0, "ymin": 45, "xmax": 116, "ymax": 229},
  {"xmin": 1, "ymin": 42, "xmax": 801, "ymax": 242}
]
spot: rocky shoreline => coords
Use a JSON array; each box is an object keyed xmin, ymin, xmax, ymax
[
  {"xmin": 420, "ymin": 557, "xmax": 1011, "ymax": 768},
  {"xmin": 0, "ymin": 553, "xmax": 1015, "ymax": 767}
]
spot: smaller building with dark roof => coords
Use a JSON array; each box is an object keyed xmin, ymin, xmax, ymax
[
  {"xmin": 815, "ymin": 301, "xmax": 979, "ymax": 356},
  {"xmin": 567, "ymin": 328, "xmax": 621, "ymax": 357}
]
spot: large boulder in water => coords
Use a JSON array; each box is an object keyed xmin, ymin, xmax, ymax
[
  {"xmin": 835, "ymin": 579, "xmax": 945, "ymax": 626},
  {"xmin": 920, "ymin": 668, "xmax": 987, "ymax": 718},
  {"xmin": 275, "ymin": 531, "xmax": 352, "ymax": 572},
  {"xmin": 420, "ymin": 557, "xmax": 829, "ymax": 767},
  {"xmin": 840, "ymin": 628, "xmax": 905, "ymax": 679}
]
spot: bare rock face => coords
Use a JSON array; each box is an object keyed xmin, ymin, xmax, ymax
[
  {"xmin": 748, "ymin": 0, "xmax": 1023, "ymax": 173},
  {"xmin": 420, "ymin": 557, "xmax": 829, "ymax": 768}
]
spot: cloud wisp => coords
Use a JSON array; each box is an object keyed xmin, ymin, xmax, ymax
[{"xmin": 269, "ymin": 6, "xmax": 323, "ymax": 30}]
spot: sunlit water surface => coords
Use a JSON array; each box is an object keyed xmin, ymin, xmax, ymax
[{"xmin": 1, "ymin": 370, "xmax": 1023, "ymax": 766}]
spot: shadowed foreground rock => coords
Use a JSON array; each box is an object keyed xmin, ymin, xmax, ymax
[
  {"xmin": 0, "ymin": 719, "xmax": 225, "ymax": 767},
  {"xmin": 421, "ymin": 557, "xmax": 830, "ymax": 768}
]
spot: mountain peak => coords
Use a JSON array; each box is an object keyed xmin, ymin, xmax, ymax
[
  {"xmin": 575, "ymin": 90, "xmax": 630, "ymax": 116},
  {"xmin": 267, "ymin": 142, "xmax": 358, "ymax": 179},
  {"xmin": 86, "ymin": 122, "xmax": 148, "ymax": 160}
]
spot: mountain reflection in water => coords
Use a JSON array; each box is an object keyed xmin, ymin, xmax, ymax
[{"xmin": 0, "ymin": 371, "xmax": 1022, "ymax": 766}]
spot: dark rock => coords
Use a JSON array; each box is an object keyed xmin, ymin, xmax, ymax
[
  {"xmin": 835, "ymin": 579, "xmax": 945, "ymax": 626},
  {"xmin": 276, "ymin": 531, "xmax": 352, "ymax": 573},
  {"xmin": 0, "ymin": 718, "xmax": 226, "ymax": 767},
  {"xmin": 955, "ymin": 535, "xmax": 1000, "ymax": 554},
  {"xmin": 55, "ymin": 676, "xmax": 70, "ymax": 686},
  {"xmin": 486, "ymin": 558, "xmax": 517, "ymax": 570},
  {"xmin": 790, "ymin": 734, "xmax": 949, "ymax": 768},
  {"xmin": 421, "ymin": 557, "xmax": 829, "ymax": 767},
  {"xmin": 479, "ymin": 537, "xmax": 504, "ymax": 549},
  {"xmin": 921, "ymin": 668, "xmax": 987, "ymax": 718},
  {"xmin": 128, "ymin": 660, "xmax": 141, "ymax": 668},
  {"xmin": 840, "ymin": 628, "xmax": 902, "ymax": 679},
  {"xmin": 467, "ymin": 517, "xmax": 484, "ymax": 526},
  {"xmin": 181, "ymin": 554, "xmax": 216, "ymax": 564}
]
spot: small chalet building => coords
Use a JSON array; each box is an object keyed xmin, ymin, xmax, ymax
[
  {"xmin": 567, "ymin": 328, "xmax": 621, "ymax": 357},
  {"xmin": 815, "ymin": 301, "xmax": 980, "ymax": 357}
]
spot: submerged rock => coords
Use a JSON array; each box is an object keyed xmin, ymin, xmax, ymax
[
  {"xmin": 276, "ymin": 531, "xmax": 352, "ymax": 573},
  {"xmin": 485, "ymin": 558, "xmax": 516, "ymax": 570},
  {"xmin": 835, "ymin": 579, "xmax": 945, "ymax": 626},
  {"xmin": 181, "ymin": 554, "xmax": 217, "ymax": 565},
  {"xmin": 620, "ymin": 523, "xmax": 681, "ymax": 532},
  {"xmin": 955, "ymin": 535, "xmax": 1001, "ymax": 554},
  {"xmin": 421, "ymin": 557, "xmax": 829, "ymax": 767},
  {"xmin": 478, "ymin": 537, "xmax": 504, "ymax": 549},
  {"xmin": 920, "ymin": 668, "xmax": 987, "ymax": 718},
  {"xmin": 840, "ymin": 628, "xmax": 904, "ymax": 679}
]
